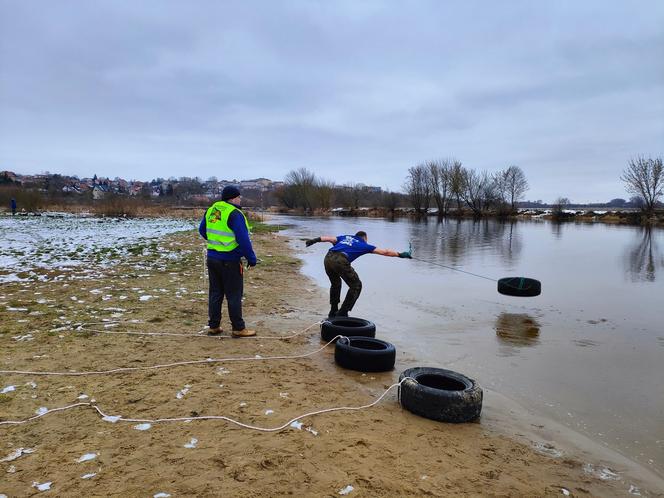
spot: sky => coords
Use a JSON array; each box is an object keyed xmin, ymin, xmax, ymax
[{"xmin": 0, "ymin": 1, "xmax": 662, "ymax": 203}]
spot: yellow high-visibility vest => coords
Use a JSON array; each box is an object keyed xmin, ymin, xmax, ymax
[{"xmin": 204, "ymin": 201, "xmax": 250, "ymax": 253}]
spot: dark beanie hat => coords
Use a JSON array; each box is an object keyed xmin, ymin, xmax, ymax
[{"xmin": 221, "ymin": 185, "xmax": 241, "ymax": 201}]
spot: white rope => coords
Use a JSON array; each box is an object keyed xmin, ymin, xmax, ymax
[
  {"xmin": 0, "ymin": 379, "xmax": 412, "ymax": 431},
  {"xmin": 76, "ymin": 320, "xmax": 323, "ymax": 341},
  {"xmin": 0, "ymin": 334, "xmax": 344, "ymax": 377}
]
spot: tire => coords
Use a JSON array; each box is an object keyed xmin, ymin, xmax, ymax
[
  {"xmin": 399, "ymin": 367, "xmax": 482, "ymax": 423},
  {"xmin": 320, "ymin": 317, "xmax": 376, "ymax": 342},
  {"xmin": 334, "ymin": 337, "xmax": 396, "ymax": 372},
  {"xmin": 497, "ymin": 277, "xmax": 541, "ymax": 297}
]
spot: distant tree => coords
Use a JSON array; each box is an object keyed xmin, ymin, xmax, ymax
[
  {"xmin": 496, "ymin": 165, "xmax": 529, "ymax": 212},
  {"xmin": 608, "ymin": 198, "xmax": 627, "ymax": 207},
  {"xmin": 383, "ymin": 190, "xmax": 400, "ymax": 212},
  {"xmin": 404, "ymin": 164, "xmax": 431, "ymax": 214},
  {"xmin": 460, "ymin": 169, "xmax": 494, "ymax": 216},
  {"xmin": 427, "ymin": 159, "xmax": 451, "ymax": 216},
  {"xmin": 316, "ymin": 178, "xmax": 335, "ymax": 210},
  {"xmin": 620, "ymin": 156, "xmax": 664, "ymax": 216},
  {"xmin": 552, "ymin": 197, "xmax": 571, "ymax": 219},
  {"xmin": 448, "ymin": 159, "xmax": 465, "ymax": 212},
  {"xmin": 284, "ymin": 168, "xmax": 317, "ymax": 211}
]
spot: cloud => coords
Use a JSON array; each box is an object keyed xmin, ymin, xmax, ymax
[{"xmin": 0, "ymin": 0, "xmax": 662, "ymax": 201}]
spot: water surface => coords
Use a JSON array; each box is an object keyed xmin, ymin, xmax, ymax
[{"xmin": 276, "ymin": 215, "xmax": 664, "ymax": 476}]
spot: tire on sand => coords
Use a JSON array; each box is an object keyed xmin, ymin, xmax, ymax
[
  {"xmin": 320, "ymin": 317, "xmax": 376, "ymax": 342},
  {"xmin": 334, "ymin": 337, "xmax": 396, "ymax": 372},
  {"xmin": 399, "ymin": 367, "xmax": 482, "ymax": 423}
]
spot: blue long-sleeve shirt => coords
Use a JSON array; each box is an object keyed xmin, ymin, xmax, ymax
[{"xmin": 199, "ymin": 209, "xmax": 257, "ymax": 264}]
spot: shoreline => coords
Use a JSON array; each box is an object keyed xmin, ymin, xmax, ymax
[
  {"xmin": 289, "ymin": 239, "xmax": 664, "ymax": 493},
  {"xmin": 0, "ymin": 227, "xmax": 661, "ymax": 495}
]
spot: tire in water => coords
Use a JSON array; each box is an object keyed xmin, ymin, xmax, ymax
[{"xmin": 497, "ymin": 277, "xmax": 541, "ymax": 297}]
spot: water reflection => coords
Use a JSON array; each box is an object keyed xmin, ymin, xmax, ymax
[
  {"xmin": 625, "ymin": 227, "xmax": 664, "ymax": 282},
  {"xmin": 409, "ymin": 218, "xmax": 523, "ymax": 266},
  {"xmin": 495, "ymin": 313, "xmax": 541, "ymax": 356}
]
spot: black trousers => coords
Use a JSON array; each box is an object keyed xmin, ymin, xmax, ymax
[
  {"xmin": 324, "ymin": 251, "xmax": 362, "ymax": 313},
  {"xmin": 207, "ymin": 258, "xmax": 245, "ymax": 331}
]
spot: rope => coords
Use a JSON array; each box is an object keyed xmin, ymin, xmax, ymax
[
  {"xmin": 0, "ymin": 379, "xmax": 413, "ymax": 431},
  {"xmin": 0, "ymin": 333, "xmax": 343, "ymax": 377},
  {"xmin": 411, "ymin": 256, "xmax": 497, "ymax": 282},
  {"xmin": 75, "ymin": 320, "xmax": 323, "ymax": 341}
]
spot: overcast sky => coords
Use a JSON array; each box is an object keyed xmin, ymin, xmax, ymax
[{"xmin": 1, "ymin": 1, "xmax": 662, "ymax": 202}]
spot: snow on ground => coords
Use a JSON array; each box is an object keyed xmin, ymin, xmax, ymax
[{"xmin": 0, "ymin": 215, "xmax": 195, "ymax": 283}]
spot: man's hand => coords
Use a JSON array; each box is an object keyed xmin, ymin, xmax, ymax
[
  {"xmin": 305, "ymin": 237, "xmax": 321, "ymax": 247},
  {"xmin": 398, "ymin": 251, "xmax": 412, "ymax": 259}
]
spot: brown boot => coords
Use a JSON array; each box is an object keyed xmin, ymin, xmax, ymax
[
  {"xmin": 232, "ymin": 328, "xmax": 256, "ymax": 338},
  {"xmin": 207, "ymin": 327, "xmax": 223, "ymax": 336}
]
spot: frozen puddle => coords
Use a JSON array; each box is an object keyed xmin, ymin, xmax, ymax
[{"xmin": 134, "ymin": 423, "xmax": 152, "ymax": 431}]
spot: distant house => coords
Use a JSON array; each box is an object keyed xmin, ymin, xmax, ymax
[{"xmin": 92, "ymin": 184, "xmax": 109, "ymax": 200}]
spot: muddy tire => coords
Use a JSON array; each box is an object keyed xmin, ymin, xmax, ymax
[
  {"xmin": 497, "ymin": 277, "xmax": 541, "ymax": 297},
  {"xmin": 399, "ymin": 367, "xmax": 482, "ymax": 423},
  {"xmin": 334, "ymin": 337, "xmax": 396, "ymax": 372},
  {"xmin": 320, "ymin": 317, "xmax": 376, "ymax": 342}
]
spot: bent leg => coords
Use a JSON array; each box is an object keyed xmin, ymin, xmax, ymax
[{"xmin": 338, "ymin": 262, "xmax": 362, "ymax": 315}]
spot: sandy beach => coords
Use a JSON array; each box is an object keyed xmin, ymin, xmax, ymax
[{"xmin": 0, "ymin": 227, "xmax": 661, "ymax": 497}]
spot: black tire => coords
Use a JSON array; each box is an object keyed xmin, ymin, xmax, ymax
[
  {"xmin": 320, "ymin": 317, "xmax": 376, "ymax": 342},
  {"xmin": 497, "ymin": 277, "xmax": 541, "ymax": 297},
  {"xmin": 399, "ymin": 367, "xmax": 482, "ymax": 423},
  {"xmin": 334, "ymin": 337, "xmax": 396, "ymax": 372}
]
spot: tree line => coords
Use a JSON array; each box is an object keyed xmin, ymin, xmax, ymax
[{"xmin": 403, "ymin": 160, "xmax": 528, "ymax": 216}]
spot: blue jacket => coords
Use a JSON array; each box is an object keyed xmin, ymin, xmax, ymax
[{"xmin": 199, "ymin": 208, "xmax": 257, "ymax": 264}]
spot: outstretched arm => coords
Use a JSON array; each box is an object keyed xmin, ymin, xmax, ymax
[
  {"xmin": 305, "ymin": 235, "xmax": 337, "ymax": 246},
  {"xmin": 373, "ymin": 247, "xmax": 412, "ymax": 258}
]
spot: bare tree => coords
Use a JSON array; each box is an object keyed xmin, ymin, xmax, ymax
[
  {"xmin": 404, "ymin": 164, "xmax": 432, "ymax": 214},
  {"xmin": 460, "ymin": 169, "xmax": 493, "ymax": 216},
  {"xmin": 448, "ymin": 159, "xmax": 465, "ymax": 213},
  {"xmin": 315, "ymin": 178, "xmax": 335, "ymax": 210},
  {"xmin": 284, "ymin": 168, "xmax": 317, "ymax": 211},
  {"xmin": 552, "ymin": 197, "xmax": 571, "ymax": 219},
  {"xmin": 620, "ymin": 156, "xmax": 664, "ymax": 216},
  {"xmin": 427, "ymin": 160, "xmax": 451, "ymax": 216},
  {"xmin": 496, "ymin": 165, "xmax": 529, "ymax": 211}
]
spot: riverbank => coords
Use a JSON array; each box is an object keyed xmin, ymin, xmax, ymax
[{"xmin": 0, "ymin": 228, "xmax": 660, "ymax": 496}]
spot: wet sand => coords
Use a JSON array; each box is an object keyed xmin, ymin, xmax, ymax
[{"xmin": 0, "ymin": 229, "xmax": 661, "ymax": 496}]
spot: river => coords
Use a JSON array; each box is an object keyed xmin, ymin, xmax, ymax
[{"xmin": 273, "ymin": 214, "xmax": 664, "ymax": 479}]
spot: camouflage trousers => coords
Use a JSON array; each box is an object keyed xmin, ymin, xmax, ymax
[{"xmin": 323, "ymin": 251, "xmax": 362, "ymax": 314}]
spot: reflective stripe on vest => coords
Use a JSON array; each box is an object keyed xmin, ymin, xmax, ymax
[{"xmin": 205, "ymin": 201, "xmax": 250, "ymax": 253}]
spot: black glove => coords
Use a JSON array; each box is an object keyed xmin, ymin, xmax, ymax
[
  {"xmin": 305, "ymin": 237, "xmax": 321, "ymax": 247},
  {"xmin": 248, "ymin": 259, "xmax": 257, "ymax": 267},
  {"xmin": 398, "ymin": 251, "xmax": 412, "ymax": 259}
]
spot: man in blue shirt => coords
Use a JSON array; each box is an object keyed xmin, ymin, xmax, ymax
[
  {"xmin": 305, "ymin": 231, "xmax": 411, "ymax": 318},
  {"xmin": 199, "ymin": 186, "xmax": 257, "ymax": 337}
]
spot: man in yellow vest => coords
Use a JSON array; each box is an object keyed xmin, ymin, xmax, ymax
[{"xmin": 199, "ymin": 186, "xmax": 257, "ymax": 337}]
